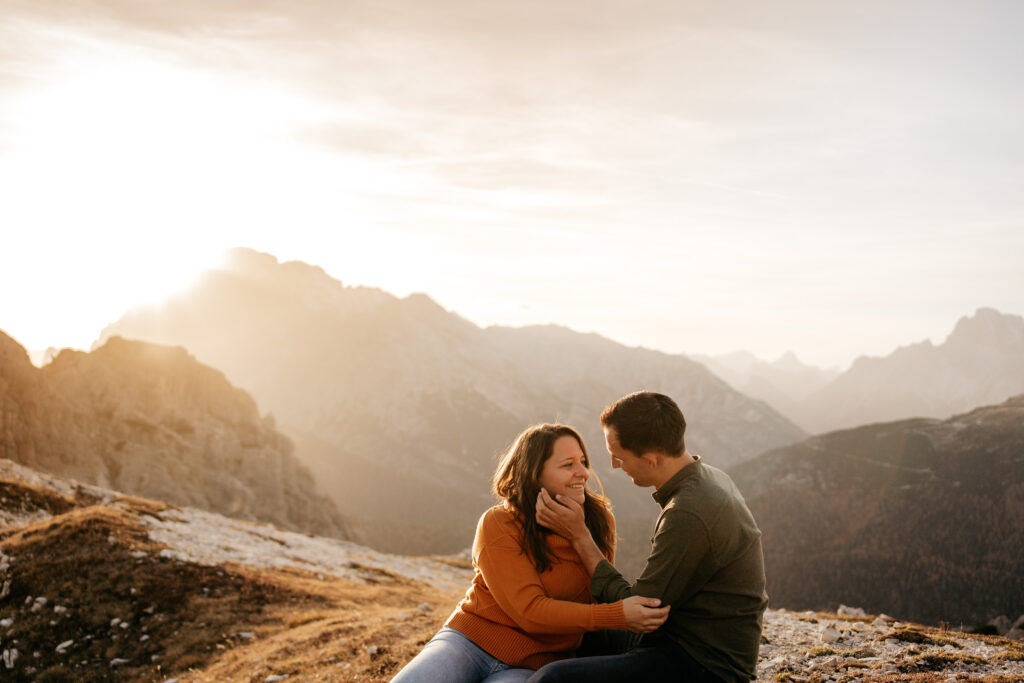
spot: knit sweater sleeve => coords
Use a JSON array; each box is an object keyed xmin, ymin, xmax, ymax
[{"xmin": 476, "ymin": 509, "xmax": 626, "ymax": 635}]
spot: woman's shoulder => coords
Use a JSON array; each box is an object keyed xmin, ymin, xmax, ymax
[
  {"xmin": 480, "ymin": 503, "xmax": 519, "ymax": 528},
  {"xmin": 474, "ymin": 504, "xmax": 523, "ymax": 548}
]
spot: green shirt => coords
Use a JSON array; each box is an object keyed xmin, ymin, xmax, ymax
[{"xmin": 592, "ymin": 457, "xmax": 768, "ymax": 682}]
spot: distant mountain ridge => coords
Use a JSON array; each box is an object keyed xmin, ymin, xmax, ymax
[
  {"xmin": 0, "ymin": 329, "xmax": 350, "ymax": 539},
  {"xmin": 729, "ymin": 394, "xmax": 1024, "ymax": 626},
  {"xmin": 691, "ymin": 350, "xmax": 839, "ymax": 429},
  {"xmin": 793, "ymin": 308, "xmax": 1024, "ymax": 433},
  {"xmin": 98, "ymin": 247, "xmax": 806, "ymax": 569}
]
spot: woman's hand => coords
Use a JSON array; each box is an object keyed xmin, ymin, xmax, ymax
[{"xmin": 621, "ymin": 596, "xmax": 670, "ymax": 634}]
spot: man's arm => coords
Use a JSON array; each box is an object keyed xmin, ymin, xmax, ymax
[
  {"xmin": 538, "ymin": 491, "xmax": 715, "ymax": 607},
  {"xmin": 536, "ymin": 489, "xmax": 606, "ymax": 574},
  {"xmin": 601, "ymin": 509, "xmax": 714, "ymax": 607}
]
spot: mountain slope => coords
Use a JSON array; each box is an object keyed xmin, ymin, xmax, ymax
[
  {"xmin": 796, "ymin": 308, "xmax": 1024, "ymax": 433},
  {"xmin": 0, "ymin": 329, "xmax": 349, "ymax": 539},
  {"xmin": 97, "ymin": 248, "xmax": 806, "ymax": 568},
  {"xmin": 3, "ymin": 458, "xmax": 1023, "ymax": 682},
  {"xmin": 730, "ymin": 395, "xmax": 1024, "ymax": 627}
]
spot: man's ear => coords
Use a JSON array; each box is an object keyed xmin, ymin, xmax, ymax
[{"xmin": 640, "ymin": 451, "xmax": 661, "ymax": 468}]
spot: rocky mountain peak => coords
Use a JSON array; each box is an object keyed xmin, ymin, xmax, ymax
[
  {"xmin": 0, "ymin": 331, "xmax": 350, "ymax": 540},
  {"xmin": 945, "ymin": 307, "xmax": 1024, "ymax": 351}
]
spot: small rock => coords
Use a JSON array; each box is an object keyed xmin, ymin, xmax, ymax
[
  {"xmin": 367, "ymin": 645, "xmax": 379, "ymax": 656},
  {"xmin": 53, "ymin": 605, "xmax": 68, "ymax": 615},
  {"xmin": 417, "ymin": 603, "xmax": 432, "ymax": 612},
  {"xmin": 820, "ymin": 626, "xmax": 842, "ymax": 643},
  {"xmin": 265, "ymin": 676, "xmax": 288, "ymax": 682},
  {"xmin": 988, "ymin": 615, "xmax": 1011, "ymax": 635},
  {"xmin": 111, "ymin": 618, "xmax": 121, "ymax": 627},
  {"xmin": 0, "ymin": 618, "xmax": 13, "ymax": 628},
  {"xmin": 837, "ymin": 604, "xmax": 866, "ymax": 617},
  {"xmin": 55, "ymin": 640, "xmax": 73, "ymax": 654},
  {"xmin": 872, "ymin": 617, "xmax": 888, "ymax": 628},
  {"xmin": 234, "ymin": 632, "xmax": 256, "ymax": 640},
  {"xmin": 110, "ymin": 658, "xmax": 131, "ymax": 666}
]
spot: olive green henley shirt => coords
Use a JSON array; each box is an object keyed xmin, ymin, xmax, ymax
[{"xmin": 591, "ymin": 457, "xmax": 768, "ymax": 683}]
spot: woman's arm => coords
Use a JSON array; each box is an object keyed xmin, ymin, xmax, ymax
[{"xmin": 475, "ymin": 510, "xmax": 666, "ymax": 635}]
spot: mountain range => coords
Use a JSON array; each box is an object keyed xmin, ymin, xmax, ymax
[
  {"xmin": 720, "ymin": 308, "xmax": 1024, "ymax": 433},
  {"xmin": 0, "ymin": 329, "xmax": 350, "ymax": 540},
  {"xmin": 691, "ymin": 350, "xmax": 839, "ymax": 428},
  {"xmin": 97, "ymin": 248, "xmax": 806, "ymax": 572},
  {"xmin": 730, "ymin": 394, "xmax": 1024, "ymax": 627},
  {"xmin": 791, "ymin": 308, "xmax": 1024, "ymax": 433}
]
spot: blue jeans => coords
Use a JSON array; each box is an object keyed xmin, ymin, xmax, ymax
[{"xmin": 391, "ymin": 627, "xmax": 534, "ymax": 683}]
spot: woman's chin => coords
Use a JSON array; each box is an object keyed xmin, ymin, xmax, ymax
[{"xmin": 564, "ymin": 491, "xmax": 586, "ymax": 505}]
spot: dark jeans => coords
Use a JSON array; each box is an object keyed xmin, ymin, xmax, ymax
[{"xmin": 527, "ymin": 632, "xmax": 723, "ymax": 683}]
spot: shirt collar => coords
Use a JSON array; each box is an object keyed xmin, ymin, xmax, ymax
[{"xmin": 652, "ymin": 455, "xmax": 701, "ymax": 507}]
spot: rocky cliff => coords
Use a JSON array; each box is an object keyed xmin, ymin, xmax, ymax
[{"xmin": 0, "ymin": 330, "xmax": 350, "ymax": 540}]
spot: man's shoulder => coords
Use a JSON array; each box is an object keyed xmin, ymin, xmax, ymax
[
  {"xmin": 666, "ymin": 463, "xmax": 750, "ymax": 524},
  {"xmin": 671, "ymin": 462, "xmax": 737, "ymax": 503}
]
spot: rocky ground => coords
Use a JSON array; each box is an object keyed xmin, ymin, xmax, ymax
[{"xmin": 2, "ymin": 458, "xmax": 1023, "ymax": 682}]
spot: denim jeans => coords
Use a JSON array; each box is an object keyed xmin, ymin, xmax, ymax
[
  {"xmin": 390, "ymin": 627, "xmax": 534, "ymax": 683},
  {"xmin": 526, "ymin": 633, "xmax": 723, "ymax": 683}
]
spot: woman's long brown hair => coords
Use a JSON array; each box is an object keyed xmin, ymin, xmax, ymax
[{"xmin": 493, "ymin": 424, "xmax": 614, "ymax": 573}]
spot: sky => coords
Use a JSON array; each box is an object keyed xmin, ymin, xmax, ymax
[{"xmin": 1, "ymin": 0, "xmax": 1022, "ymax": 369}]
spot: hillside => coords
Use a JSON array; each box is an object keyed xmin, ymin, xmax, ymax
[
  {"xmin": 97, "ymin": 248, "xmax": 805, "ymax": 571},
  {"xmin": 730, "ymin": 395, "xmax": 1024, "ymax": 627},
  {"xmin": 795, "ymin": 308, "xmax": 1024, "ymax": 433},
  {"xmin": 2, "ymin": 459, "xmax": 1023, "ymax": 682},
  {"xmin": 0, "ymin": 330, "xmax": 349, "ymax": 539}
]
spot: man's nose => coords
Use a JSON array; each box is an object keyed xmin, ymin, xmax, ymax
[{"xmin": 611, "ymin": 456, "xmax": 621, "ymax": 469}]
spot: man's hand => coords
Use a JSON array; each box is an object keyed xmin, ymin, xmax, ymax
[
  {"xmin": 536, "ymin": 488, "xmax": 589, "ymax": 541},
  {"xmin": 621, "ymin": 596, "xmax": 670, "ymax": 633}
]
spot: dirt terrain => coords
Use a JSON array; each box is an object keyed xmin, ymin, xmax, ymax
[{"xmin": 1, "ymin": 459, "xmax": 1022, "ymax": 682}]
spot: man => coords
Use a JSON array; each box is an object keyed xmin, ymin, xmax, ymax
[{"xmin": 531, "ymin": 392, "xmax": 767, "ymax": 682}]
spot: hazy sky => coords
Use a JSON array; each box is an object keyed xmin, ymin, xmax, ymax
[{"xmin": 2, "ymin": 0, "xmax": 1022, "ymax": 368}]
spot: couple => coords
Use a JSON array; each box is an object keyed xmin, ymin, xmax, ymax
[{"xmin": 392, "ymin": 392, "xmax": 768, "ymax": 683}]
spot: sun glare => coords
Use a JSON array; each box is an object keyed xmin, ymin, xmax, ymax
[{"xmin": 0, "ymin": 45, "xmax": 384, "ymax": 352}]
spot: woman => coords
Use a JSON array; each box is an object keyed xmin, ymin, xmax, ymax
[{"xmin": 391, "ymin": 424, "xmax": 668, "ymax": 683}]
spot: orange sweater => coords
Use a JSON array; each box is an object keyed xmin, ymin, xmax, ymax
[{"xmin": 445, "ymin": 505, "xmax": 628, "ymax": 669}]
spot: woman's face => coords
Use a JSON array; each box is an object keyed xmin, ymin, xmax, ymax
[{"xmin": 538, "ymin": 435, "xmax": 589, "ymax": 505}]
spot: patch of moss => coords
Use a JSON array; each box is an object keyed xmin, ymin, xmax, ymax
[{"xmin": 902, "ymin": 651, "xmax": 986, "ymax": 672}]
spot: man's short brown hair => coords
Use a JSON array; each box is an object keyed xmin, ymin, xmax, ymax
[{"xmin": 600, "ymin": 391, "xmax": 686, "ymax": 457}]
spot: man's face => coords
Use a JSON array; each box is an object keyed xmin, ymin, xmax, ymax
[{"xmin": 604, "ymin": 427, "xmax": 651, "ymax": 487}]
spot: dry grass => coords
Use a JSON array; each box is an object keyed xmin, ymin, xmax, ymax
[{"xmin": 0, "ymin": 492, "xmax": 459, "ymax": 682}]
